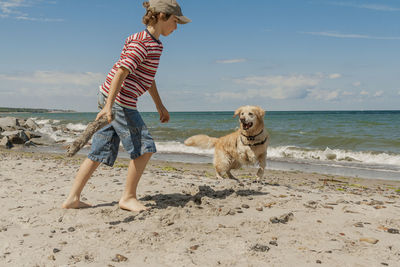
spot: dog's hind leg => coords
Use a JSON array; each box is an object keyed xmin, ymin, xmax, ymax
[
  {"xmin": 214, "ymin": 153, "xmax": 232, "ymax": 180},
  {"xmin": 215, "ymin": 166, "xmax": 238, "ymax": 181},
  {"xmin": 215, "ymin": 163, "xmax": 227, "ymax": 179},
  {"xmin": 256, "ymin": 152, "xmax": 266, "ymax": 180}
]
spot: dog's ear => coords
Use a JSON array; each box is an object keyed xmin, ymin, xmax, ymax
[
  {"xmin": 233, "ymin": 107, "xmax": 242, "ymax": 118},
  {"xmin": 254, "ymin": 106, "xmax": 265, "ymax": 119}
]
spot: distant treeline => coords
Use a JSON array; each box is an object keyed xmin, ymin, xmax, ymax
[{"xmin": 0, "ymin": 107, "xmax": 74, "ymax": 113}]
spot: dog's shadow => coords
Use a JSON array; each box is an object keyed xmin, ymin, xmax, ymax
[
  {"xmin": 104, "ymin": 184, "xmax": 268, "ymax": 225},
  {"xmin": 140, "ymin": 184, "xmax": 268, "ymax": 210}
]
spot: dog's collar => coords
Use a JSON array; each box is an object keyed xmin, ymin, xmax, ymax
[
  {"xmin": 240, "ymin": 136, "xmax": 268, "ymax": 147},
  {"xmin": 241, "ymin": 129, "xmax": 264, "ymax": 141}
]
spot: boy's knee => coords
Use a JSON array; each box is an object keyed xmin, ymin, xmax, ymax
[
  {"xmin": 145, "ymin": 152, "xmax": 154, "ymax": 158},
  {"xmin": 136, "ymin": 152, "xmax": 153, "ymax": 160}
]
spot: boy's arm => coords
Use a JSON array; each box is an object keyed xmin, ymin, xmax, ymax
[
  {"xmin": 96, "ymin": 67, "xmax": 130, "ymax": 123},
  {"xmin": 148, "ymin": 80, "xmax": 170, "ymax": 123}
]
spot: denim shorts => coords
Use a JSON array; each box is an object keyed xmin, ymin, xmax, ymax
[{"xmin": 88, "ymin": 92, "xmax": 157, "ymax": 166}]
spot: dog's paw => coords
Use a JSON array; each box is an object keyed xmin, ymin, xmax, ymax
[
  {"xmin": 256, "ymin": 168, "xmax": 264, "ymax": 179},
  {"xmin": 227, "ymin": 171, "xmax": 239, "ymax": 181},
  {"xmin": 215, "ymin": 172, "xmax": 224, "ymax": 180}
]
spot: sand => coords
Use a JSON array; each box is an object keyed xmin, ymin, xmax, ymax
[{"xmin": 0, "ymin": 149, "xmax": 400, "ymax": 266}]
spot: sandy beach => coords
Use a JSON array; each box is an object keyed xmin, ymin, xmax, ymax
[{"xmin": 1, "ymin": 149, "xmax": 400, "ymax": 267}]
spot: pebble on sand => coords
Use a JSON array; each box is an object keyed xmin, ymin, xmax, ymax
[
  {"xmin": 387, "ymin": 228, "xmax": 399, "ymax": 234},
  {"xmin": 270, "ymin": 212, "xmax": 294, "ymax": 224},
  {"xmin": 251, "ymin": 244, "xmax": 270, "ymax": 252},
  {"xmin": 112, "ymin": 254, "xmax": 128, "ymax": 262},
  {"xmin": 360, "ymin": 238, "xmax": 379, "ymax": 244}
]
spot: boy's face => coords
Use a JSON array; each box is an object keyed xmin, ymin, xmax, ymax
[{"xmin": 160, "ymin": 15, "xmax": 178, "ymax": 37}]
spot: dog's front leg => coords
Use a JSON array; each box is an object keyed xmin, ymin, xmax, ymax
[
  {"xmin": 226, "ymin": 170, "xmax": 239, "ymax": 182},
  {"xmin": 256, "ymin": 153, "xmax": 266, "ymax": 179},
  {"xmin": 215, "ymin": 170, "xmax": 224, "ymax": 179}
]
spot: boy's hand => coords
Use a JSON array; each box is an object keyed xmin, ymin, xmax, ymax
[
  {"xmin": 158, "ymin": 106, "xmax": 170, "ymax": 123},
  {"xmin": 96, "ymin": 107, "xmax": 113, "ymax": 123}
]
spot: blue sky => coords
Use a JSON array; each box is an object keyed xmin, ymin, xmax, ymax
[{"xmin": 0, "ymin": 0, "xmax": 399, "ymax": 111}]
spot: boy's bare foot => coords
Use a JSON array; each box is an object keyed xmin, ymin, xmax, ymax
[
  {"xmin": 119, "ymin": 198, "xmax": 148, "ymax": 212},
  {"xmin": 62, "ymin": 199, "xmax": 91, "ymax": 209}
]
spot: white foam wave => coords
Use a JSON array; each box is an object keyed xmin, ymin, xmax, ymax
[
  {"xmin": 268, "ymin": 146, "xmax": 400, "ymax": 167},
  {"xmin": 154, "ymin": 142, "xmax": 400, "ymax": 167},
  {"xmin": 34, "ymin": 119, "xmax": 61, "ymax": 125},
  {"xmin": 66, "ymin": 123, "xmax": 87, "ymax": 131},
  {"xmin": 35, "ymin": 124, "xmax": 75, "ymax": 143},
  {"xmin": 35, "ymin": 119, "xmax": 51, "ymax": 125},
  {"xmin": 30, "ymin": 118, "xmax": 86, "ymax": 143},
  {"xmin": 155, "ymin": 141, "xmax": 214, "ymax": 155},
  {"xmin": 25, "ymin": 115, "xmax": 400, "ymax": 169}
]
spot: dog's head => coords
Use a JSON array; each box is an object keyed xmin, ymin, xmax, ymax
[{"xmin": 233, "ymin": 106, "xmax": 265, "ymax": 132}]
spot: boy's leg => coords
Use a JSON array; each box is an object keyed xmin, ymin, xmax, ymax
[
  {"xmin": 119, "ymin": 152, "xmax": 152, "ymax": 212},
  {"xmin": 62, "ymin": 158, "xmax": 100, "ymax": 209}
]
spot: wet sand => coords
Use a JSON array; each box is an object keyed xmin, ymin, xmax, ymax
[{"xmin": 1, "ymin": 149, "xmax": 400, "ymax": 266}]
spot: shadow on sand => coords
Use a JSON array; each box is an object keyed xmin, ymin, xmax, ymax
[
  {"xmin": 142, "ymin": 185, "xmax": 268, "ymax": 209},
  {"xmin": 105, "ymin": 185, "xmax": 268, "ymax": 225}
]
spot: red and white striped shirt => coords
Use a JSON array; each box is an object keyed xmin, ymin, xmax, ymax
[{"xmin": 100, "ymin": 29, "xmax": 163, "ymax": 109}]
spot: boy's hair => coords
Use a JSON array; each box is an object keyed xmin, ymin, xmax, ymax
[{"xmin": 142, "ymin": 1, "xmax": 172, "ymax": 26}]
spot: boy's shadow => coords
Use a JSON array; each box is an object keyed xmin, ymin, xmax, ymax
[
  {"xmin": 99, "ymin": 185, "xmax": 269, "ymax": 226},
  {"xmin": 140, "ymin": 184, "xmax": 268, "ymax": 210}
]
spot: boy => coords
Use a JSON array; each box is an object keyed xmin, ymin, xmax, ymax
[{"xmin": 62, "ymin": 0, "xmax": 191, "ymax": 212}]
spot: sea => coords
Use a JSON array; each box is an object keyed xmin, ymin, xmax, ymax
[{"xmin": 4, "ymin": 110, "xmax": 400, "ymax": 181}]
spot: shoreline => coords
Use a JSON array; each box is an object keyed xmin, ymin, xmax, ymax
[
  {"xmin": 3, "ymin": 147, "xmax": 400, "ymax": 189},
  {"xmin": 1, "ymin": 113, "xmax": 400, "ymax": 182},
  {"xmin": 16, "ymin": 144, "xmax": 400, "ymax": 181},
  {"xmin": 1, "ymin": 149, "xmax": 400, "ymax": 266}
]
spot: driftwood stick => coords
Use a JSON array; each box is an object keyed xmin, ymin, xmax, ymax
[{"xmin": 66, "ymin": 115, "xmax": 113, "ymax": 157}]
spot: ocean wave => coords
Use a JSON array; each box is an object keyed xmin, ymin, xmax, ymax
[
  {"xmin": 154, "ymin": 142, "xmax": 400, "ymax": 168},
  {"xmin": 156, "ymin": 141, "xmax": 214, "ymax": 155},
  {"xmin": 35, "ymin": 124, "xmax": 75, "ymax": 143},
  {"xmin": 267, "ymin": 146, "xmax": 400, "ymax": 167},
  {"xmin": 66, "ymin": 123, "xmax": 88, "ymax": 131},
  {"xmin": 34, "ymin": 118, "xmax": 61, "ymax": 125},
  {"xmin": 35, "ymin": 119, "xmax": 51, "ymax": 125},
  {"xmin": 27, "ymin": 116, "xmax": 400, "ymax": 168}
]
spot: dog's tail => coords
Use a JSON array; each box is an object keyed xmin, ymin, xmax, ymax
[{"xmin": 184, "ymin": 134, "xmax": 218, "ymax": 149}]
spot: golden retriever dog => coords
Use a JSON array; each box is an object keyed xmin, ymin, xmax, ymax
[{"xmin": 184, "ymin": 106, "xmax": 269, "ymax": 180}]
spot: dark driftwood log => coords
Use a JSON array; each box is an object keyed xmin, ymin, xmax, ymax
[{"xmin": 66, "ymin": 116, "xmax": 113, "ymax": 157}]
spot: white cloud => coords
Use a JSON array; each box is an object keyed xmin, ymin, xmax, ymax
[
  {"xmin": 234, "ymin": 74, "xmax": 320, "ymax": 87},
  {"xmin": 232, "ymin": 74, "xmax": 321, "ymax": 99},
  {"xmin": 0, "ymin": 71, "xmax": 103, "ymax": 86},
  {"xmin": 0, "ymin": 0, "xmax": 25, "ymax": 17},
  {"xmin": 301, "ymin": 31, "xmax": 400, "ymax": 40},
  {"xmin": 352, "ymin": 81, "xmax": 361, "ymax": 87},
  {"xmin": 358, "ymin": 90, "xmax": 384, "ymax": 98},
  {"xmin": 212, "ymin": 73, "xmax": 343, "ymax": 101},
  {"xmin": 308, "ymin": 89, "xmax": 340, "ymax": 101},
  {"xmin": 0, "ymin": 71, "xmax": 104, "ymax": 97},
  {"xmin": 342, "ymin": 91, "xmax": 354, "ymax": 96},
  {"xmin": 212, "ymin": 91, "xmax": 243, "ymax": 99},
  {"xmin": 216, "ymin": 58, "xmax": 246, "ymax": 64},
  {"xmin": 15, "ymin": 14, "xmax": 63, "ymax": 22},
  {"xmin": 0, "ymin": 70, "xmax": 106, "ymax": 110},
  {"xmin": 331, "ymin": 2, "xmax": 400, "ymax": 12},
  {"xmin": 329, "ymin": 73, "xmax": 341, "ymax": 79},
  {"xmin": 361, "ymin": 4, "xmax": 400, "ymax": 12},
  {"xmin": 0, "ymin": 0, "xmax": 62, "ymax": 21}
]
